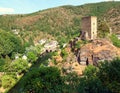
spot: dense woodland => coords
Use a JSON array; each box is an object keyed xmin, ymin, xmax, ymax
[{"xmin": 0, "ymin": 1, "xmax": 120, "ymax": 93}]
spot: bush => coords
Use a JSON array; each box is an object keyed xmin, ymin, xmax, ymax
[
  {"xmin": 61, "ymin": 49, "xmax": 68, "ymax": 59},
  {"xmin": 75, "ymin": 41, "xmax": 81, "ymax": 48}
]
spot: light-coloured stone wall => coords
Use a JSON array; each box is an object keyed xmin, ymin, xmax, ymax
[{"xmin": 91, "ymin": 16, "xmax": 97, "ymax": 39}]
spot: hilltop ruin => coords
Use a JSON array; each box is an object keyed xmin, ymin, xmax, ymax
[{"xmin": 80, "ymin": 16, "xmax": 97, "ymax": 40}]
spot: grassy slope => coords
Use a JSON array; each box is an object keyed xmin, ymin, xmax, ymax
[{"xmin": 0, "ymin": 1, "xmax": 120, "ymax": 43}]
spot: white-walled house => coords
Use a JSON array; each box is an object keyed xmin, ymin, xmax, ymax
[
  {"xmin": 116, "ymin": 35, "xmax": 120, "ymax": 39},
  {"xmin": 44, "ymin": 40, "xmax": 58, "ymax": 52},
  {"xmin": 39, "ymin": 39, "xmax": 47, "ymax": 45}
]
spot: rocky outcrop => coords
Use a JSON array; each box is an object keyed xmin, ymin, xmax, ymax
[
  {"xmin": 79, "ymin": 39, "xmax": 120, "ymax": 65},
  {"xmin": 49, "ymin": 39, "xmax": 120, "ymax": 75}
]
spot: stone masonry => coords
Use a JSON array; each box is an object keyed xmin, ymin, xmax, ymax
[{"xmin": 80, "ymin": 16, "xmax": 97, "ymax": 40}]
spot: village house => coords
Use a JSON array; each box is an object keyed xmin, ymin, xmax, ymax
[
  {"xmin": 44, "ymin": 40, "xmax": 58, "ymax": 52},
  {"xmin": 39, "ymin": 39, "xmax": 47, "ymax": 45},
  {"xmin": 116, "ymin": 35, "xmax": 120, "ymax": 39}
]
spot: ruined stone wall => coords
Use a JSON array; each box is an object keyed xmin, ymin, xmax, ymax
[
  {"xmin": 81, "ymin": 16, "xmax": 91, "ymax": 39},
  {"xmin": 81, "ymin": 16, "xmax": 97, "ymax": 40},
  {"xmin": 78, "ymin": 39, "xmax": 120, "ymax": 66}
]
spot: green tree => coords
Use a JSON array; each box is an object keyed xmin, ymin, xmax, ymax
[
  {"xmin": 0, "ymin": 36, "xmax": 14, "ymax": 56},
  {"xmin": 1, "ymin": 74, "xmax": 17, "ymax": 89},
  {"xmin": 110, "ymin": 34, "xmax": 120, "ymax": 47},
  {"xmin": 98, "ymin": 20, "xmax": 110, "ymax": 38},
  {"xmin": 22, "ymin": 67, "xmax": 64, "ymax": 93},
  {"xmin": 27, "ymin": 51, "xmax": 38, "ymax": 63},
  {"xmin": 77, "ymin": 65, "xmax": 108, "ymax": 93},
  {"xmin": 0, "ymin": 29, "xmax": 24, "ymax": 57},
  {"xmin": 9, "ymin": 58, "xmax": 29, "ymax": 74},
  {"xmin": 98, "ymin": 59, "xmax": 120, "ymax": 93},
  {"xmin": 0, "ymin": 58, "xmax": 5, "ymax": 71},
  {"xmin": 64, "ymin": 72, "xmax": 80, "ymax": 93}
]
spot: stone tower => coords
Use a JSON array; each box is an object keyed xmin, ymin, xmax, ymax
[{"xmin": 81, "ymin": 16, "xmax": 97, "ymax": 40}]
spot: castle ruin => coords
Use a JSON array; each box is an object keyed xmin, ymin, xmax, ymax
[{"xmin": 80, "ymin": 16, "xmax": 97, "ymax": 40}]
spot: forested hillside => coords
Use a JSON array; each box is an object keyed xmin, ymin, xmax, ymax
[
  {"xmin": 0, "ymin": 1, "xmax": 120, "ymax": 43},
  {"xmin": 0, "ymin": 1, "xmax": 120, "ymax": 93}
]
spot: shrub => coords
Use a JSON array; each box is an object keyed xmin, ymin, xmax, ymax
[{"xmin": 61, "ymin": 49, "xmax": 68, "ymax": 59}]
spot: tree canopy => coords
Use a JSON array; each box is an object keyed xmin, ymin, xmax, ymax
[{"xmin": 0, "ymin": 29, "xmax": 24, "ymax": 57}]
